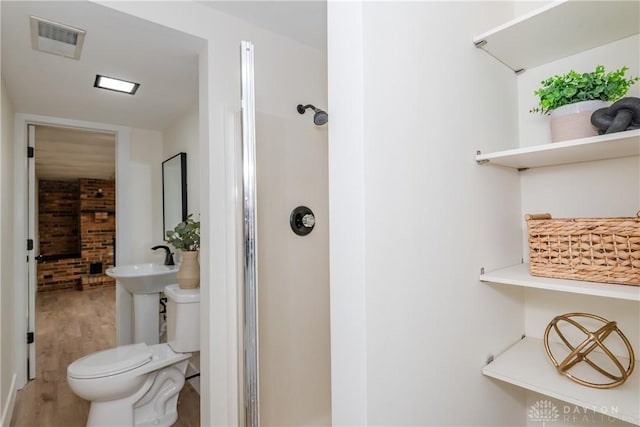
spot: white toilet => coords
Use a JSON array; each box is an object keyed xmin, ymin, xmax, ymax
[{"xmin": 67, "ymin": 284, "xmax": 199, "ymax": 427}]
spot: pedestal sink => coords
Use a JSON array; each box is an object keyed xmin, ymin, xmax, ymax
[{"xmin": 106, "ymin": 263, "xmax": 178, "ymax": 345}]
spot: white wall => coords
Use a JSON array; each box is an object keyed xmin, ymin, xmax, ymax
[
  {"xmin": 162, "ymin": 104, "xmax": 199, "ymax": 218},
  {"xmin": 130, "ymin": 128, "xmax": 164, "ymax": 263},
  {"xmin": 326, "ymin": 3, "xmax": 367, "ymax": 423},
  {"xmin": 513, "ymin": 1, "xmax": 553, "ymax": 17},
  {"xmin": 329, "ymin": 2, "xmax": 528, "ymax": 425},
  {"xmin": 0, "ymin": 78, "xmax": 17, "ymax": 427}
]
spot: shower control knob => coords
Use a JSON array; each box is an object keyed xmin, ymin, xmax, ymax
[
  {"xmin": 290, "ymin": 206, "xmax": 315, "ymax": 236},
  {"xmin": 302, "ymin": 214, "xmax": 315, "ymax": 228}
]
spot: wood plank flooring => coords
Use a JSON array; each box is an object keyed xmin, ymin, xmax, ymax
[{"xmin": 10, "ymin": 286, "xmax": 200, "ymax": 427}]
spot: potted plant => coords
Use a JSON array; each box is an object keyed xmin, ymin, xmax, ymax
[
  {"xmin": 530, "ymin": 65, "xmax": 639, "ymax": 142},
  {"xmin": 166, "ymin": 214, "xmax": 200, "ymax": 289}
]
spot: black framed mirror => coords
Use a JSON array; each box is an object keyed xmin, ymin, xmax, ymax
[{"xmin": 162, "ymin": 152, "xmax": 187, "ymax": 240}]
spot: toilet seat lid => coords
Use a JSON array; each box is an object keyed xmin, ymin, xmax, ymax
[{"xmin": 68, "ymin": 343, "xmax": 152, "ymax": 379}]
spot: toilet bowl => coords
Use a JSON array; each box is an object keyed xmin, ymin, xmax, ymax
[{"xmin": 67, "ymin": 284, "xmax": 199, "ymax": 427}]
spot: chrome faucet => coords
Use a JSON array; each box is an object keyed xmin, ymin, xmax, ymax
[{"xmin": 151, "ymin": 245, "xmax": 175, "ymax": 266}]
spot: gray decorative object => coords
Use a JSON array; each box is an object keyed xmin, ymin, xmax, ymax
[{"xmin": 591, "ymin": 96, "xmax": 640, "ymax": 134}]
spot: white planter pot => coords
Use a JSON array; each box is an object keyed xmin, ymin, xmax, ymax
[{"xmin": 549, "ymin": 100, "xmax": 608, "ymax": 142}]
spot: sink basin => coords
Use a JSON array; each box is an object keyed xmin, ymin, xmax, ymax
[{"xmin": 106, "ymin": 263, "xmax": 178, "ymax": 294}]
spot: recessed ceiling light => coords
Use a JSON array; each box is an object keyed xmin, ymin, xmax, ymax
[
  {"xmin": 94, "ymin": 75, "xmax": 140, "ymax": 95},
  {"xmin": 30, "ymin": 16, "xmax": 86, "ymax": 60}
]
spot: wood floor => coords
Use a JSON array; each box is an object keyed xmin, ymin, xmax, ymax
[{"xmin": 9, "ymin": 286, "xmax": 200, "ymax": 427}]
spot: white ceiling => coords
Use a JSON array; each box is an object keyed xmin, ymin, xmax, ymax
[
  {"xmin": 1, "ymin": 1, "xmax": 203, "ymax": 131},
  {"xmin": 1, "ymin": 1, "xmax": 326, "ymax": 180},
  {"xmin": 201, "ymin": 1, "xmax": 327, "ymax": 51},
  {"xmin": 35, "ymin": 125, "xmax": 115, "ymax": 181}
]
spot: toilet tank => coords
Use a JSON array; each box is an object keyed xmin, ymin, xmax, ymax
[{"xmin": 164, "ymin": 284, "xmax": 200, "ymax": 352}]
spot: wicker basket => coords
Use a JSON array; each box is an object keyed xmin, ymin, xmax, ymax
[{"xmin": 525, "ymin": 212, "xmax": 640, "ymax": 286}]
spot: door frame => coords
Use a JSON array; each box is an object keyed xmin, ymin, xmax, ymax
[
  {"xmin": 13, "ymin": 113, "xmax": 132, "ymax": 388},
  {"xmin": 26, "ymin": 125, "xmax": 35, "ymax": 380}
]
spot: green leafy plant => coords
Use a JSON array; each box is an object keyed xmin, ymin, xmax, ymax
[
  {"xmin": 166, "ymin": 214, "xmax": 200, "ymax": 251},
  {"xmin": 530, "ymin": 65, "xmax": 639, "ymax": 114}
]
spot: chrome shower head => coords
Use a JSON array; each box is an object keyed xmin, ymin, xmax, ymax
[{"xmin": 297, "ymin": 104, "xmax": 328, "ymax": 126}]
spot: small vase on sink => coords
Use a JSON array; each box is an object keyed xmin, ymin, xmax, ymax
[
  {"xmin": 165, "ymin": 213, "xmax": 200, "ymax": 289},
  {"xmin": 177, "ymin": 250, "xmax": 200, "ymax": 289}
]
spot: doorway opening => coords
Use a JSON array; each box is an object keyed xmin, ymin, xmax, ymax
[
  {"xmin": 27, "ymin": 123, "xmax": 118, "ymax": 384},
  {"xmin": 11, "ymin": 115, "xmax": 134, "ymax": 389},
  {"xmin": 34, "ymin": 125, "xmax": 117, "ymax": 293}
]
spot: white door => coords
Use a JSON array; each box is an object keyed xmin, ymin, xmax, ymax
[{"xmin": 27, "ymin": 124, "xmax": 37, "ymax": 379}]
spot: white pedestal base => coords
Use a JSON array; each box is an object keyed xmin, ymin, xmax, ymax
[{"xmin": 133, "ymin": 293, "xmax": 160, "ymax": 345}]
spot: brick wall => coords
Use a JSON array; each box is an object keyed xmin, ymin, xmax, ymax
[
  {"xmin": 38, "ymin": 180, "xmax": 80, "ymax": 256},
  {"xmin": 37, "ymin": 179, "xmax": 116, "ymax": 292},
  {"xmin": 80, "ymin": 179, "xmax": 116, "ymax": 290},
  {"xmin": 37, "ymin": 257, "xmax": 85, "ymax": 292},
  {"xmin": 80, "ymin": 178, "xmax": 116, "ymax": 212}
]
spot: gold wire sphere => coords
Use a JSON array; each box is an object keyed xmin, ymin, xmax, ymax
[{"xmin": 544, "ymin": 312, "xmax": 635, "ymax": 389}]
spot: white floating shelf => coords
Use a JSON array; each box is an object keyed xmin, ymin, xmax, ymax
[
  {"xmin": 473, "ymin": 0, "xmax": 640, "ymax": 72},
  {"xmin": 480, "ymin": 264, "xmax": 640, "ymax": 302},
  {"xmin": 483, "ymin": 337, "xmax": 640, "ymax": 426},
  {"xmin": 476, "ymin": 130, "xmax": 640, "ymax": 170}
]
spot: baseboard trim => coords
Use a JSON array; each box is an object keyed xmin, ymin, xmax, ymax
[{"xmin": 1, "ymin": 373, "xmax": 17, "ymax": 427}]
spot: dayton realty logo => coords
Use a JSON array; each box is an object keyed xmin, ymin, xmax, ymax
[{"xmin": 528, "ymin": 400, "xmax": 560, "ymax": 426}]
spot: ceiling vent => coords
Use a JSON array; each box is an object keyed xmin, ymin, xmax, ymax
[{"xmin": 30, "ymin": 16, "xmax": 86, "ymax": 60}]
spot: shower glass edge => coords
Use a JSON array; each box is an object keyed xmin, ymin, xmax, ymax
[{"xmin": 240, "ymin": 40, "xmax": 260, "ymax": 427}]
